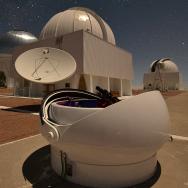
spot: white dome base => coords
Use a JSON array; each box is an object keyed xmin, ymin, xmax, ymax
[{"xmin": 51, "ymin": 145, "xmax": 157, "ymax": 188}]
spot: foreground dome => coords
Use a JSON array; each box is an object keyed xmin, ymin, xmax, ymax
[
  {"xmin": 40, "ymin": 7, "xmax": 116, "ymax": 45},
  {"xmin": 40, "ymin": 89, "xmax": 170, "ymax": 188},
  {"xmin": 0, "ymin": 31, "xmax": 38, "ymax": 53},
  {"xmin": 150, "ymin": 58, "xmax": 178, "ymax": 73}
]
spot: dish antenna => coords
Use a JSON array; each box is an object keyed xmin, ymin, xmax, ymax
[{"xmin": 15, "ymin": 47, "xmax": 77, "ymax": 84}]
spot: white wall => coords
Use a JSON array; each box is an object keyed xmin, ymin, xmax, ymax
[
  {"xmin": 144, "ymin": 72, "xmax": 180, "ymax": 90},
  {"xmin": 83, "ymin": 32, "xmax": 133, "ymax": 80},
  {"xmin": 122, "ymin": 79, "xmax": 132, "ymax": 96},
  {"xmin": 110, "ymin": 78, "xmax": 120, "ymax": 92}
]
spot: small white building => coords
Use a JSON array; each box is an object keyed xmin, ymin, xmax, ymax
[
  {"xmin": 143, "ymin": 58, "xmax": 181, "ymax": 91},
  {"xmin": 3, "ymin": 7, "xmax": 134, "ymax": 97}
]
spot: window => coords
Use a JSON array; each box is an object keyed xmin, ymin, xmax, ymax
[{"xmin": 65, "ymin": 83, "xmax": 70, "ymax": 88}]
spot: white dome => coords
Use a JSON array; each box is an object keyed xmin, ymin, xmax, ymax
[
  {"xmin": 41, "ymin": 90, "xmax": 170, "ymax": 187},
  {"xmin": 150, "ymin": 58, "xmax": 179, "ymax": 73},
  {"xmin": 40, "ymin": 7, "xmax": 116, "ymax": 45}
]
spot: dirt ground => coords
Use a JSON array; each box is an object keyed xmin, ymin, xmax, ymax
[
  {"xmin": 132, "ymin": 89, "xmax": 185, "ymax": 97},
  {"xmin": 0, "ymin": 96, "xmax": 41, "ymax": 144},
  {"xmin": 0, "ymin": 87, "xmax": 14, "ymax": 95}
]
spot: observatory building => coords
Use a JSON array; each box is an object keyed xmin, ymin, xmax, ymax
[
  {"xmin": 143, "ymin": 58, "xmax": 181, "ymax": 91},
  {"xmin": 12, "ymin": 7, "xmax": 133, "ymax": 97},
  {"xmin": 0, "ymin": 8, "xmax": 171, "ymax": 188},
  {"xmin": 0, "ymin": 31, "xmax": 38, "ymax": 89}
]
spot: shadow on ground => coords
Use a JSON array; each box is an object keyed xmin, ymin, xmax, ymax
[
  {"xmin": 2, "ymin": 104, "xmax": 40, "ymax": 113},
  {"xmin": 22, "ymin": 145, "xmax": 161, "ymax": 188}
]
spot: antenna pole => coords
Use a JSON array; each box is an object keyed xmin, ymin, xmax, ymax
[{"xmin": 153, "ymin": 64, "xmax": 164, "ymax": 91}]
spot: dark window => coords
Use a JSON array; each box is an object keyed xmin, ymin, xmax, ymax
[
  {"xmin": 0, "ymin": 71, "xmax": 6, "ymax": 87},
  {"xmin": 65, "ymin": 83, "xmax": 70, "ymax": 88}
]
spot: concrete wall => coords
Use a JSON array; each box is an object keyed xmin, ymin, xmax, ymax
[
  {"xmin": 144, "ymin": 72, "xmax": 180, "ymax": 90},
  {"xmin": 122, "ymin": 79, "xmax": 132, "ymax": 96},
  {"xmin": 83, "ymin": 32, "xmax": 133, "ymax": 80}
]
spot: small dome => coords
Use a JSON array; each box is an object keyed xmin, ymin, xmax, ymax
[
  {"xmin": 0, "ymin": 31, "xmax": 38, "ymax": 53},
  {"xmin": 40, "ymin": 7, "xmax": 116, "ymax": 45},
  {"xmin": 150, "ymin": 58, "xmax": 178, "ymax": 73}
]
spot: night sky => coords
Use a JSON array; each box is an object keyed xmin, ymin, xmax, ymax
[{"xmin": 0, "ymin": 0, "xmax": 188, "ymax": 89}]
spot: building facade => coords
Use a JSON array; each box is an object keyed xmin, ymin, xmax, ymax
[
  {"xmin": 1, "ymin": 7, "xmax": 134, "ymax": 97},
  {"xmin": 143, "ymin": 58, "xmax": 181, "ymax": 91}
]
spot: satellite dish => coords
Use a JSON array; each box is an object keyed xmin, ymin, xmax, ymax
[{"xmin": 15, "ymin": 47, "xmax": 77, "ymax": 84}]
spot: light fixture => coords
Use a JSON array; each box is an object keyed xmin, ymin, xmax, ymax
[
  {"xmin": 14, "ymin": 33, "xmax": 36, "ymax": 40},
  {"xmin": 78, "ymin": 15, "xmax": 89, "ymax": 22}
]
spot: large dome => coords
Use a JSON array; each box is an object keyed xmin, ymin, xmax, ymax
[
  {"xmin": 0, "ymin": 31, "xmax": 38, "ymax": 53},
  {"xmin": 150, "ymin": 58, "xmax": 178, "ymax": 73},
  {"xmin": 40, "ymin": 7, "xmax": 116, "ymax": 45}
]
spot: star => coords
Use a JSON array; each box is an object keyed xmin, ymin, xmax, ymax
[{"xmin": 181, "ymin": 41, "xmax": 185, "ymax": 45}]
